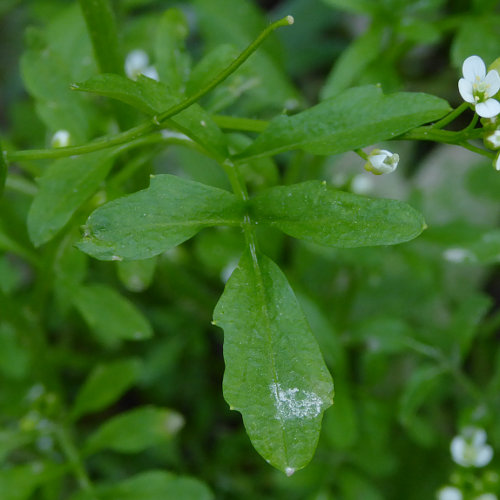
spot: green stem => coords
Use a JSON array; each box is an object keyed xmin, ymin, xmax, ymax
[
  {"xmin": 55, "ymin": 426, "xmax": 97, "ymax": 499},
  {"xmin": 457, "ymin": 141, "xmax": 494, "ymax": 158},
  {"xmin": 354, "ymin": 148, "xmax": 369, "ymax": 161},
  {"xmin": 153, "ymin": 15, "xmax": 294, "ymax": 125},
  {"xmin": 431, "ymin": 102, "xmax": 469, "ymax": 130},
  {"xmin": 6, "ymin": 16, "xmax": 294, "ymax": 164}
]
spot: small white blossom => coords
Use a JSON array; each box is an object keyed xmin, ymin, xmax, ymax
[
  {"xmin": 484, "ymin": 130, "xmax": 500, "ymax": 150},
  {"xmin": 474, "ymin": 494, "xmax": 498, "ymax": 500},
  {"xmin": 51, "ymin": 130, "xmax": 71, "ymax": 148},
  {"xmin": 437, "ymin": 486, "xmax": 463, "ymax": 500},
  {"xmin": 364, "ymin": 149, "xmax": 399, "ymax": 175},
  {"xmin": 450, "ymin": 426, "xmax": 494, "ymax": 468},
  {"xmin": 458, "ymin": 55, "xmax": 500, "ymax": 118},
  {"xmin": 125, "ymin": 49, "xmax": 159, "ymax": 81}
]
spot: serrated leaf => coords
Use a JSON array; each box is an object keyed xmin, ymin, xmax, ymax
[
  {"xmin": 72, "ymin": 74, "xmax": 228, "ymax": 158},
  {"xmin": 84, "ymin": 406, "xmax": 184, "ymax": 454},
  {"xmin": 249, "ymin": 181, "xmax": 426, "ymax": 248},
  {"xmin": 73, "ymin": 284, "xmax": 153, "ymax": 346},
  {"xmin": 213, "ymin": 250, "xmax": 334, "ymax": 474},
  {"xmin": 27, "ymin": 150, "xmax": 115, "ymax": 247},
  {"xmin": 78, "ymin": 174, "xmax": 244, "ymax": 261},
  {"xmin": 239, "ymin": 86, "xmax": 451, "ymax": 160},
  {"xmin": 71, "ymin": 358, "xmax": 142, "ymax": 420},
  {"xmin": 70, "ymin": 471, "xmax": 213, "ymax": 500}
]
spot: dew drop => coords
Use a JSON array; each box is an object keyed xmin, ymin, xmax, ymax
[{"xmin": 285, "ymin": 467, "xmax": 295, "ymax": 477}]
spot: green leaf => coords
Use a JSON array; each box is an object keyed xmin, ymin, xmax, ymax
[
  {"xmin": 27, "ymin": 150, "xmax": 115, "ymax": 247},
  {"xmin": 451, "ymin": 16, "xmax": 500, "ymax": 69},
  {"xmin": 399, "ymin": 364, "xmax": 444, "ymax": 428},
  {"xmin": 249, "ymin": 181, "xmax": 426, "ymax": 248},
  {"xmin": 239, "ymin": 86, "xmax": 451, "ymax": 160},
  {"xmin": 0, "ymin": 141, "xmax": 6, "ymax": 197},
  {"xmin": 78, "ymin": 0, "xmax": 123, "ymax": 75},
  {"xmin": 21, "ymin": 31, "xmax": 96, "ymax": 143},
  {"xmin": 213, "ymin": 250, "xmax": 334, "ymax": 474},
  {"xmin": 73, "ymin": 284, "xmax": 153, "ymax": 346},
  {"xmin": 0, "ymin": 463, "xmax": 62, "ymax": 500},
  {"xmin": 116, "ymin": 257, "xmax": 157, "ymax": 292},
  {"xmin": 71, "ymin": 471, "xmax": 213, "ymax": 500},
  {"xmin": 321, "ymin": 25, "xmax": 385, "ymax": 99},
  {"xmin": 71, "ymin": 358, "xmax": 142, "ymax": 420},
  {"xmin": 0, "ymin": 322, "xmax": 30, "ymax": 379},
  {"xmin": 321, "ymin": 0, "xmax": 379, "ymax": 15},
  {"xmin": 84, "ymin": 406, "xmax": 184, "ymax": 454},
  {"xmin": 78, "ymin": 174, "xmax": 244, "ymax": 261},
  {"xmin": 73, "ymin": 74, "xmax": 228, "ymax": 157},
  {"xmin": 154, "ymin": 9, "xmax": 190, "ymax": 93},
  {"xmin": 72, "ymin": 73, "xmax": 174, "ymax": 116}
]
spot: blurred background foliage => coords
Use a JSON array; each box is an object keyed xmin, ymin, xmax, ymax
[{"xmin": 1, "ymin": 0, "xmax": 500, "ymax": 499}]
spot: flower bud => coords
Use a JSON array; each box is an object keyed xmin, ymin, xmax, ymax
[
  {"xmin": 494, "ymin": 152, "xmax": 500, "ymax": 171},
  {"xmin": 51, "ymin": 130, "xmax": 71, "ymax": 148},
  {"xmin": 484, "ymin": 130, "xmax": 500, "ymax": 150},
  {"xmin": 364, "ymin": 149, "xmax": 399, "ymax": 175}
]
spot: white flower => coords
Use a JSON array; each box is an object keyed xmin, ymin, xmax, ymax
[
  {"xmin": 364, "ymin": 149, "xmax": 399, "ymax": 175},
  {"xmin": 51, "ymin": 130, "xmax": 71, "ymax": 148},
  {"xmin": 450, "ymin": 426, "xmax": 494, "ymax": 467},
  {"xmin": 474, "ymin": 494, "xmax": 498, "ymax": 500},
  {"xmin": 484, "ymin": 130, "xmax": 500, "ymax": 150},
  {"xmin": 437, "ymin": 486, "xmax": 463, "ymax": 500},
  {"xmin": 458, "ymin": 55, "xmax": 500, "ymax": 118},
  {"xmin": 125, "ymin": 49, "xmax": 159, "ymax": 81}
]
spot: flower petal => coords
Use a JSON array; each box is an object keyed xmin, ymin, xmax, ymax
[
  {"xmin": 484, "ymin": 69, "xmax": 500, "ymax": 97},
  {"xmin": 450, "ymin": 436, "xmax": 467, "ymax": 465},
  {"xmin": 475, "ymin": 99, "xmax": 500, "ymax": 118},
  {"xmin": 463, "ymin": 55, "xmax": 486, "ymax": 81},
  {"xmin": 458, "ymin": 78, "xmax": 475, "ymax": 103},
  {"xmin": 474, "ymin": 444, "xmax": 493, "ymax": 467}
]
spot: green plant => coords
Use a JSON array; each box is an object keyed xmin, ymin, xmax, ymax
[{"xmin": 2, "ymin": 0, "xmax": 500, "ymax": 499}]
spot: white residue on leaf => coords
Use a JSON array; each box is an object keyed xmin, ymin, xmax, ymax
[{"xmin": 270, "ymin": 383, "xmax": 325, "ymax": 420}]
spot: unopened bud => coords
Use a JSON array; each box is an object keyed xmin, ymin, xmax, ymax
[{"xmin": 364, "ymin": 149, "xmax": 399, "ymax": 175}]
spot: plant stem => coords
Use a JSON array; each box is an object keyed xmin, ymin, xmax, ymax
[
  {"xmin": 431, "ymin": 102, "xmax": 469, "ymax": 130},
  {"xmin": 6, "ymin": 16, "xmax": 294, "ymax": 164},
  {"xmin": 55, "ymin": 426, "xmax": 97, "ymax": 499},
  {"xmin": 354, "ymin": 148, "xmax": 369, "ymax": 160}
]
